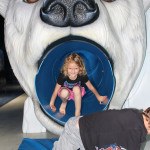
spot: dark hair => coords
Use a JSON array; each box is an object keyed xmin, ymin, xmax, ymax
[{"xmin": 142, "ymin": 107, "xmax": 150, "ymax": 119}]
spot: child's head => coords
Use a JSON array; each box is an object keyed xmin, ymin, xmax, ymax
[{"xmin": 61, "ymin": 53, "xmax": 87, "ymax": 76}]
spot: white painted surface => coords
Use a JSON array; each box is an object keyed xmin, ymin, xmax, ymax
[
  {"xmin": 22, "ymin": 97, "xmax": 46, "ymax": 133},
  {"xmin": 124, "ymin": 8, "xmax": 150, "ymax": 149},
  {"xmin": 123, "ymin": 8, "xmax": 150, "ymax": 110}
]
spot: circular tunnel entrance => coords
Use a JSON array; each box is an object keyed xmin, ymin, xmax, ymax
[{"xmin": 35, "ymin": 40, "xmax": 115, "ymax": 125}]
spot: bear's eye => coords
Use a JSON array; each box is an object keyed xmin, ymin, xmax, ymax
[
  {"xmin": 23, "ymin": 0, "xmax": 39, "ymax": 3},
  {"xmin": 102, "ymin": 0, "xmax": 116, "ymax": 2}
]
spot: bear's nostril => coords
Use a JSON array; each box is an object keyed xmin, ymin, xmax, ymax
[
  {"xmin": 44, "ymin": 3, "xmax": 64, "ymax": 15},
  {"xmin": 40, "ymin": 0, "xmax": 99, "ymax": 27},
  {"xmin": 74, "ymin": 2, "xmax": 87, "ymax": 18},
  {"xmin": 40, "ymin": 2, "xmax": 68, "ymax": 27},
  {"xmin": 49, "ymin": 4, "xmax": 66, "ymax": 23},
  {"xmin": 72, "ymin": 1, "xmax": 99, "ymax": 26}
]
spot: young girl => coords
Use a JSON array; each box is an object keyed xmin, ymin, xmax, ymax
[{"xmin": 49, "ymin": 53, "xmax": 108, "ymax": 116}]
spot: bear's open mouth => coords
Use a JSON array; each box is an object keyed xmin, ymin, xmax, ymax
[
  {"xmin": 35, "ymin": 36, "xmax": 115, "ymax": 125},
  {"xmin": 38, "ymin": 36, "xmax": 112, "ymax": 68}
]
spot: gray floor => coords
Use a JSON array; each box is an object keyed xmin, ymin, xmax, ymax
[
  {"xmin": 0, "ymin": 94, "xmax": 150, "ymax": 150},
  {"xmin": 0, "ymin": 94, "xmax": 58, "ymax": 150}
]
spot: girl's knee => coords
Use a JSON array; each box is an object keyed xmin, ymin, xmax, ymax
[
  {"xmin": 73, "ymin": 86, "xmax": 81, "ymax": 94},
  {"xmin": 59, "ymin": 88, "xmax": 70, "ymax": 99}
]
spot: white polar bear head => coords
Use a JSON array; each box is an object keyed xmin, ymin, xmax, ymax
[{"xmin": 0, "ymin": 0, "xmax": 150, "ymax": 134}]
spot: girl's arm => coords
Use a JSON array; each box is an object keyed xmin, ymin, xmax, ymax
[
  {"xmin": 85, "ymin": 81, "xmax": 108, "ymax": 104},
  {"xmin": 49, "ymin": 83, "xmax": 61, "ymax": 111}
]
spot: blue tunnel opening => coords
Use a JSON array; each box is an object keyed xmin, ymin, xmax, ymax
[{"xmin": 35, "ymin": 40, "xmax": 115, "ymax": 125}]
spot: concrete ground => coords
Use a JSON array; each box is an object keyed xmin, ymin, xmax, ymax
[
  {"xmin": 0, "ymin": 94, "xmax": 58, "ymax": 150},
  {"xmin": 0, "ymin": 93, "xmax": 150, "ymax": 150}
]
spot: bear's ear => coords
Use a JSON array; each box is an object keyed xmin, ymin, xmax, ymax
[{"xmin": 0, "ymin": 0, "xmax": 9, "ymax": 18}]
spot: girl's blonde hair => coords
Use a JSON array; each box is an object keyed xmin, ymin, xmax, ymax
[{"xmin": 61, "ymin": 53, "xmax": 87, "ymax": 76}]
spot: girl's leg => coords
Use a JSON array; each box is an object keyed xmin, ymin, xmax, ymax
[
  {"xmin": 59, "ymin": 102, "xmax": 67, "ymax": 115},
  {"xmin": 73, "ymin": 86, "xmax": 82, "ymax": 117},
  {"xmin": 59, "ymin": 88, "xmax": 70, "ymax": 115}
]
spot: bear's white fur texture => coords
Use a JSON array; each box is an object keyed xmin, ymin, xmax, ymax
[{"xmin": 0, "ymin": 0, "xmax": 150, "ymax": 135}]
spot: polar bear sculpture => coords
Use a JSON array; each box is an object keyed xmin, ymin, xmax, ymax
[{"xmin": 0, "ymin": 0, "xmax": 150, "ymax": 135}]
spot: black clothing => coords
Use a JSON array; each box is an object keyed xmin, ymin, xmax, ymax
[
  {"xmin": 57, "ymin": 73, "xmax": 89, "ymax": 90},
  {"xmin": 79, "ymin": 109, "xmax": 147, "ymax": 150}
]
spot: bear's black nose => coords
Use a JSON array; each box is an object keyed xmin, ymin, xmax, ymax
[{"xmin": 40, "ymin": 0, "xmax": 99, "ymax": 27}]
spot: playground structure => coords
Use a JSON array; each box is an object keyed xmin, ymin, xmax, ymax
[
  {"xmin": 35, "ymin": 39, "xmax": 115, "ymax": 125},
  {"xmin": 0, "ymin": 0, "xmax": 150, "ymax": 142}
]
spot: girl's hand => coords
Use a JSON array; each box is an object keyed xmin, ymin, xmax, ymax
[
  {"xmin": 98, "ymin": 96, "xmax": 108, "ymax": 104},
  {"xmin": 50, "ymin": 103, "xmax": 56, "ymax": 112}
]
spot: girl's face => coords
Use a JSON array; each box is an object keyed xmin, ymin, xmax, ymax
[{"xmin": 67, "ymin": 62, "xmax": 80, "ymax": 79}]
